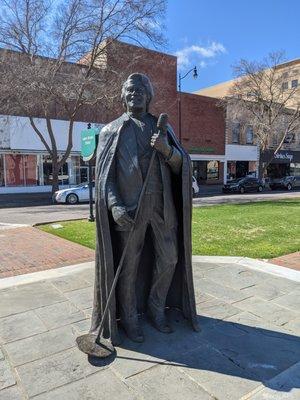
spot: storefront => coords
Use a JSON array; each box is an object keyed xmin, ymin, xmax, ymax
[
  {"xmin": 261, "ymin": 150, "xmax": 300, "ymax": 178},
  {"xmin": 225, "ymin": 144, "xmax": 259, "ymax": 182},
  {"xmin": 227, "ymin": 160, "xmax": 258, "ymax": 179},
  {"xmin": 0, "ymin": 115, "xmax": 102, "ymax": 193},
  {"xmin": 190, "ymin": 154, "xmax": 225, "ymax": 185}
]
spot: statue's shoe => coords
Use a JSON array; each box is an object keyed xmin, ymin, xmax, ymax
[
  {"xmin": 121, "ymin": 320, "xmax": 144, "ymax": 343},
  {"xmin": 148, "ymin": 308, "xmax": 173, "ymax": 334}
]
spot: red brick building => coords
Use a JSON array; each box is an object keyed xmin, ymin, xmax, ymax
[
  {"xmin": 97, "ymin": 41, "xmax": 226, "ymax": 185},
  {"xmin": 0, "ymin": 41, "xmax": 226, "ymax": 193}
]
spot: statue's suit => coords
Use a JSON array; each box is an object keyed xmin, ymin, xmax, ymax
[
  {"xmin": 106, "ymin": 112, "xmax": 182, "ymax": 323},
  {"xmin": 90, "ymin": 112, "xmax": 199, "ymax": 346}
]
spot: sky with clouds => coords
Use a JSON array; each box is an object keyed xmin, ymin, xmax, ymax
[{"xmin": 165, "ymin": 0, "xmax": 300, "ymax": 93}]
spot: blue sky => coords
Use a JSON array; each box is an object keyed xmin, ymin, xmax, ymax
[{"xmin": 165, "ymin": 0, "xmax": 300, "ymax": 93}]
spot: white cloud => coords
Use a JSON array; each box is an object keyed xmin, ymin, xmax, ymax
[{"xmin": 175, "ymin": 41, "xmax": 226, "ymax": 69}]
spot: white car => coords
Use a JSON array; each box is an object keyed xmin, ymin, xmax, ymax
[
  {"xmin": 192, "ymin": 176, "xmax": 200, "ymax": 196},
  {"xmin": 53, "ymin": 182, "xmax": 95, "ymax": 204}
]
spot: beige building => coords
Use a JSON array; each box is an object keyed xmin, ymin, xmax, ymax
[
  {"xmin": 195, "ymin": 58, "xmax": 300, "ymax": 109},
  {"xmin": 195, "ymin": 58, "xmax": 300, "ymax": 181}
]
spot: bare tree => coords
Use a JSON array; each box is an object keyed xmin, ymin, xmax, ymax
[
  {"xmin": 0, "ymin": 0, "xmax": 166, "ymax": 193},
  {"xmin": 224, "ymin": 52, "xmax": 300, "ymax": 178}
]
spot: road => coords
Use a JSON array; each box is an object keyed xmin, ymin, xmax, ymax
[
  {"xmin": 0, "ymin": 203, "xmax": 91, "ymax": 226},
  {"xmin": 0, "ymin": 190, "xmax": 299, "ymax": 225},
  {"xmin": 193, "ymin": 189, "xmax": 300, "ymax": 206}
]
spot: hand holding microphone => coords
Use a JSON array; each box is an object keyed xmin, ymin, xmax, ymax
[{"xmin": 150, "ymin": 113, "xmax": 172, "ymax": 159}]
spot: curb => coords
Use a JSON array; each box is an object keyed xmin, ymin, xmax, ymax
[
  {"xmin": 33, "ymin": 217, "xmax": 91, "ymax": 227},
  {"xmin": 193, "ymin": 255, "xmax": 300, "ymax": 282},
  {"xmin": 0, "ymin": 261, "xmax": 94, "ymax": 290},
  {"xmin": 1, "ymin": 256, "xmax": 299, "ymax": 290}
]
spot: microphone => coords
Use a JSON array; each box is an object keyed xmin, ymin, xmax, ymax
[{"xmin": 157, "ymin": 113, "xmax": 168, "ymax": 135}]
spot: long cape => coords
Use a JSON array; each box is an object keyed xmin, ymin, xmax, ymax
[{"xmin": 90, "ymin": 113, "xmax": 199, "ymax": 345}]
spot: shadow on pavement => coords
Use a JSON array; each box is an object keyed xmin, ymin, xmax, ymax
[{"xmin": 87, "ymin": 310, "xmax": 300, "ymax": 393}]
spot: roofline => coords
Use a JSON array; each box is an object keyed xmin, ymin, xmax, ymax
[
  {"xmin": 194, "ymin": 79, "xmax": 235, "ymax": 93},
  {"xmin": 275, "ymin": 57, "xmax": 300, "ymax": 70},
  {"xmin": 180, "ymin": 91, "xmax": 220, "ymax": 102},
  {"xmin": 0, "ymin": 46, "xmax": 88, "ymax": 68},
  {"xmin": 98, "ymin": 38, "xmax": 177, "ymax": 60},
  {"xmin": 122, "ymin": 40, "xmax": 177, "ymax": 60}
]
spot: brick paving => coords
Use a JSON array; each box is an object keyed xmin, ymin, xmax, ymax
[
  {"xmin": 0, "ymin": 227, "xmax": 94, "ymax": 278},
  {"xmin": 271, "ymin": 251, "xmax": 300, "ymax": 271},
  {"xmin": 0, "ymin": 225, "xmax": 299, "ymax": 279}
]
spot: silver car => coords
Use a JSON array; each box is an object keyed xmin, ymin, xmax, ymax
[
  {"xmin": 53, "ymin": 182, "xmax": 95, "ymax": 204},
  {"xmin": 269, "ymin": 176, "xmax": 300, "ymax": 191}
]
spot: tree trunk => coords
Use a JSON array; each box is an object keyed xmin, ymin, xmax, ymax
[
  {"xmin": 258, "ymin": 160, "xmax": 264, "ymax": 180},
  {"xmin": 51, "ymin": 160, "xmax": 60, "ymax": 194}
]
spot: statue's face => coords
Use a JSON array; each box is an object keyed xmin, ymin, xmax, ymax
[{"xmin": 124, "ymin": 79, "xmax": 147, "ymax": 113}]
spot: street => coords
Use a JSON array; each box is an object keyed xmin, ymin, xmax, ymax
[
  {"xmin": 193, "ymin": 189, "xmax": 300, "ymax": 206},
  {"xmin": 0, "ymin": 190, "xmax": 299, "ymax": 225},
  {"xmin": 0, "ymin": 203, "xmax": 90, "ymax": 226}
]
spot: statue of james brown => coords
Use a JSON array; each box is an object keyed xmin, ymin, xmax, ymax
[{"xmin": 89, "ymin": 73, "xmax": 199, "ymax": 348}]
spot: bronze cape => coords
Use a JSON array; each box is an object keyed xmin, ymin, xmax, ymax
[{"xmin": 90, "ymin": 113, "xmax": 199, "ymax": 345}]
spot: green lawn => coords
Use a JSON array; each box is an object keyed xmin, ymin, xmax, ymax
[{"xmin": 39, "ymin": 199, "xmax": 300, "ymax": 259}]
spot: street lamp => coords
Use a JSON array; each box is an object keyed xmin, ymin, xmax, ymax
[
  {"xmin": 178, "ymin": 66, "xmax": 198, "ymax": 143},
  {"xmin": 87, "ymin": 122, "xmax": 95, "ymax": 222}
]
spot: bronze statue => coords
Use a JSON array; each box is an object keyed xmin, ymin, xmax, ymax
[{"xmin": 77, "ymin": 73, "xmax": 199, "ymax": 357}]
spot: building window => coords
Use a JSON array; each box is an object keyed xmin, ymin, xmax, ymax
[
  {"xmin": 290, "ymin": 163, "xmax": 300, "ymax": 177},
  {"xmin": 283, "ymin": 133, "xmax": 295, "ymax": 144},
  {"xmin": 291, "ymin": 79, "xmax": 298, "ymax": 88},
  {"xmin": 71, "ymin": 156, "xmax": 81, "ymax": 185},
  {"xmin": 207, "ymin": 161, "xmax": 219, "ymax": 180},
  {"xmin": 42, "ymin": 155, "xmax": 69, "ymax": 186},
  {"xmin": 246, "ymin": 126, "xmax": 254, "ymax": 144},
  {"xmin": 5, "ymin": 154, "xmax": 24, "ymax": 186},
  {"xmin": 4, "ymin": 154, "xmax": 37, "ymax": 187},
  {"xmin": 232, "ymin": 123, "xmax": 240, "ymax": 143},
  {"xmin": 0, "ymin": 154, "xmax": 4, "ymax": 186},
  {"xmin": 282, "ymin": 82, "xmax": 289, "ymax": 90},
  {"xmin": 192, "ymin": 161, "xmax": 207, "ymax": 183}
]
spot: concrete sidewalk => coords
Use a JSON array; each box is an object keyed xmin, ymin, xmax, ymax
[{"xmin": 0, "ymin": 257, "xmax": 299, "ymax": 400}]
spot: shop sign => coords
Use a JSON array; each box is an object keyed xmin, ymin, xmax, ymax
[
  {"xmin": 274, "ymin": 152, "xmax": 293, "ymax": 162},
  {"xmin": 189, "ymin": 146, "xmax": 215, "ymax": 154},
  {"xmin": 81, "ymin": 128, "xmax": 98, "ymax": 161},
  {"xmin": 261, "ymin": 150, "xmax": 300, "ymax": 164}
]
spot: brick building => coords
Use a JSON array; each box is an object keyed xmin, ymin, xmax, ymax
[
  {"xmin": 0, "ymin": 41, "xmax": 226, "ymax": 193},
  {"xmin": 179, "ymin": 92, "xmax": 225, "ymax": 184}
]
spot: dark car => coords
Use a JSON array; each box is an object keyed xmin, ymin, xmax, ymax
[
  {"xmin": 269, "ymin": 176, "xmax": 300, "ymax": 191},
  {"xmin": 223, "ymin": 177, "xmax": 264, "ymax": 194}
]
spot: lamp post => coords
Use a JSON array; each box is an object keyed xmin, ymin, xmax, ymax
[
  {"xmin": 87, "ymin": 123, "xmax": 95, "ymax": 222},
  {"xmin": 178, "ymin": 66, "xmax": 198, "ymax": 143}
]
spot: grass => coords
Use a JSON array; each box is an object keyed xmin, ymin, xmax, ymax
[
  {"xmin": 40, "ymin": 219, "xmax": 97, "ymax": 250},
  {"xmin": 192, "ymin": 199, "xmax": 300, "ymax": 258},
  {"xmin": 39, "ymin": 199, "xmax": 300, "ymax": 259}
]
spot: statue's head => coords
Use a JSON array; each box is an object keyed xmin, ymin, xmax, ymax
[{"xmin": 121, "ymin": 73, "xmax": 154, "ymax": 113}]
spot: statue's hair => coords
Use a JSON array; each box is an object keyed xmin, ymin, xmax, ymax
[{"xmin": 121, "ymin": 73, "xmax": 154, "ymax": 111}]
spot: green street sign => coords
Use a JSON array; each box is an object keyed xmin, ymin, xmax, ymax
[{"xmin": 81, "ymin": 128, "xmax": 98, "ymax": 161}]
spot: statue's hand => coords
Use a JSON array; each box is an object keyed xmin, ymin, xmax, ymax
[
  {"xmin": 111, "ymin": 206, "xmax": 134, "ymax": 227},
  {"xmin": 150, "ymin": 131, "xmax": 172, "ymax": 159}
]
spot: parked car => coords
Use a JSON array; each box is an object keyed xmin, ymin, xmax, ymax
[
  {"xmin": 192, "ymin": 176, "xmax": 200, "ymax": 196},
  {"xmin": 269, "ymin": 176, "xmax": 300, "ymax": 191},
  {"xmin": 53, "ymin": 182, "xmax": 95, "ymax": 204},
  {"xmin": 223, "ymin": 177, "xmax": 264, "ymax": 194}
]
